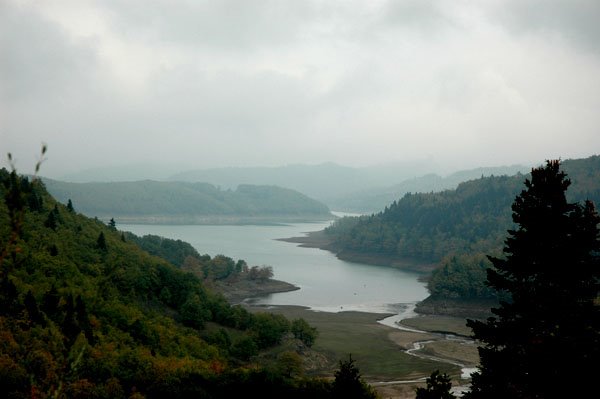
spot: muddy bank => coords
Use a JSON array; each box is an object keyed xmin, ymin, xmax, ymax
[{"xmin": 210, "ymin": 278, "xmax": 299, "ymax": 303}]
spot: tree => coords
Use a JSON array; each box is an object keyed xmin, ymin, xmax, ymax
[
  {"xmin": 67, "ymin": 199, "xmax": 74, "ymax": 212},
  {"xmin": 96, "ymin": 232, "xmax": 108, "ymax": 252},
  {"xmin": 415, "ymin": 370, "xmax": 455, "ymax": 399},
  {"xmin": 465, "ymin": 160, "xmax": 600, "ymax": 399},
  {"xmin": 108, "ymin": 217, "xmax": 116, "ymax": 230},
  {"xmin": 332, "ymin": 355, "xmax": 377, "ymax": 399},
  {"xmin": 291, "ymin": 318, "xmax": 318, "ymax": 347},
  {"xmin": 44, "ymin": 206, "xmax": 59, "ymax": 231}
]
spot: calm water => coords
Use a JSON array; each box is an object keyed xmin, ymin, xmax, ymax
[{"xmin": 120, "ymin": 220, "xmax": 428, "ymax": 313}]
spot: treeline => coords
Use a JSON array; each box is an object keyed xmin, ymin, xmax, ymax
[
  {"xmin": 125, "ymin": 232, "xmax": 275, "ymax": 282},
  {"xmin": 325, "ymin": 155, "xmax": 600, "ymax": 301},
  {"xmin": 0, "ymin": 168, "xmax": 374, "ymax": 399},
  {"xmin": 43, "ymin": 179, "xmax": 332, "ymax": 222}
]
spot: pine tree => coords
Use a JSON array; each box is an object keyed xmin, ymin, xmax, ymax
[
  {"xmin": 332, "ymin": 355, "xmax": 377, "ymax": 399},
  {"xmin": 465, "ymin": 160, "xmax": 600, "ymax": 399},
  {"xmin": 97, "ymin": 232, "xmax": 108, "ymax": 252},
  {"xmin": 108, "ymin": 217, "xmax": 116, "ymax": 230},
  {"xmin": 44, "ymin": 208, "xmax": 58, "ymax": 230},
  {"xmin": 66, "ymin": 199, "xmax": 74, "ymax": 212},
  {"xmin": 24, "ymin": 290, "xmax": 44, "ymax": 326},
  {"xmin": 415, "ymin": 370, "xmax": 456, "ymax": 399}
]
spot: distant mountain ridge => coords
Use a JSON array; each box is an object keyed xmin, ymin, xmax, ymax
[
  {"xmin": 168, "ymin": 161, "xmax": 441, "ymax": 201},
  {"xmin": 42, "ymin": 179, "xmax": 332, "ymax": 224},
  {"xmin": 326, "ymin": 165, "xmax": 530, "ymax": 213},
  {"xmin": 57, "ymin": 161, "xmax": 533, "ymax": 213},
  {"xmin": 321, "ymin": 155, "xmax": 600, "ymax": 314},
  {"xmin": 324, "ymin": 155, "xmax": 600, "ymax": 264}
]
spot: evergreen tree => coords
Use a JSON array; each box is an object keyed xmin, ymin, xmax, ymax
[
  {"xmin": 44, "ymin": 207, "xmax": 58, "ymax": 230},
  {"xmin": 24, "ymin": 290, "xmax": 44, "ymax": 326},
  {"xmin": 332, "ymin": 355, "xmax": 377, "ymax": 399},
  {"xmin": 42, "ymin": 285, "xmax": 60, "ymax": 320},
  {"xmin": 97, "ymin": 232, "xmax": 108, "ymax": 252},
  {"xmin": 465, "ymin": 160, "xmax": 600, "ymax": 399},
  {"xmin": 28, "ymin": 191, "xmax": 43, "ymax": 212},
  {"xmin": 66, "ymin": 198, "xmax": 74, "ymax": 212},
  {"xmin": 108, "ymin": 217, "xmax": 116, "ymax": 230},
  {"xmin": 415, "ymin": 370, "xmax": 456, "ymax": 399}
]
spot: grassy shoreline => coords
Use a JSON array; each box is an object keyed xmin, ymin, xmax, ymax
[
  {"xmin": 244, "ymin": 305, "xmax": 479, "ymax": 398},
  {"xmin": 245, "ymin": 305, "xmax": 473, "ymax": 379}
]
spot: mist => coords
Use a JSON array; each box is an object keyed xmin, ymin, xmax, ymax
[{"xmin": 2, "ymin": 0, "xmax": 599, "ymax": 178}]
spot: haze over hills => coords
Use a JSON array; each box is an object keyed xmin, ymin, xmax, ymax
[
  {"xmin": 170, "ymin": 160, "xmax": 444, "ymax": 200},
  {"xmin": 42, "ymin": 179, "xmax": 332, "ymax": 224},
  {"xmin": 168, "ymin": 162, "xmax": 530, "ymax": 210},
  {"xmin": 59, "ymin": 162, "xmax": 194, "ymax": 183},
  {"xmin": 326, "ymin": 165, "xmax": 530, "ymax": 213},
  {"xmin": 56, "ymin": 161, "xmax": 532, "ymax": 213}
]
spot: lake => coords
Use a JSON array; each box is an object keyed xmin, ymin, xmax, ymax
[{"xmin": 120, "ymin": 220, "xmax": 429, "ymax": 314}]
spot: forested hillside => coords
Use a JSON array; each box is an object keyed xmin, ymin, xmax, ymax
[
  {"xmin": 43, "ymin": 179, "xmax": 332, "ymax": 224},
  {"xmin": 0, "ymin": 168, "xmax": 370, "ymax": 398},
  {"xmin": 324, "ymin": 155, "xmax": 600, "ymax": 303},
  {"xmin": 326, "ymin": 165, "xmax": 528, "ymax": 213}
]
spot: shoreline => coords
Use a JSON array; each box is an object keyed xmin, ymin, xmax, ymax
[
  {"xmin": 279, "ymin": 230, "xmax": 494, "ymax": 319},
  {"xmin": 115, "ymin": 214, "xmax": 334, "ymax": 225},
  {"xmin": 210, "ymin": 278, "xmax": 300, "ymax": 303},
  {"xmin": 277, "ymin": 230, "xmax": 438, "ymax": 274}
]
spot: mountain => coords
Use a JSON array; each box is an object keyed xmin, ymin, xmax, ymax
[
  {"xmin": 59, "ymin": 162, "xmax": 193, "ymax": 183},
  {"xmin": 42, "ymin": 179, "xmax": 332, "ymax": 224},
  {"xmin": 326, "ymin": 165, "xmax": 529, "ymax": 213},
  {"xmin": 0, "ymin": 168, "xmax": 340, "ymax": 398},
  {"xmin": 168, "ymin": 161, "xmax": 441, "ymax": 201},
  {"xmin": 322, "ymin": 155, "xmax": 600, "ymax": 309}
]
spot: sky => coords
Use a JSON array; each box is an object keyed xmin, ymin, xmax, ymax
[{"xmin": 1, "ymin": 0, "xmax": 599, "ymax": 178}]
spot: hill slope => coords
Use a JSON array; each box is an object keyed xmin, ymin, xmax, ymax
[
  {"xmin": 42, "ymin": 179, "xmax": 332, "ymax": 224},
  {"xmin": 323, "ymin": 155, "xmax": 600, "ymax": 309},
  {"xmin": 0, "ymin": 168, "xmax": 341, "ymax": 398},
  {"xmin": 168, "ymin": 161, "xmax": 439, "ymax": 201},
  {"xmin": 326, "ymin": 165, "xmax": 529, "ymax": 213}
]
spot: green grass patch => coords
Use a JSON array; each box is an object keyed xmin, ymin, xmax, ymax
[
  {"xmin": 421, "ymin": 340, "xmax": 480, "ymax": 366},
  {"xmin": 247, "ymin": 306, "xmax": 458, "ymax": 381}
]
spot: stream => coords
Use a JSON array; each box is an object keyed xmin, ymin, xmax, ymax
[{"xmin": 377, "ymin": 303, "xmax": 477, "ymax": 394}]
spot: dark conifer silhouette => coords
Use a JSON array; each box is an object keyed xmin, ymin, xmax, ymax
[
  {"xmin": 66, "ymin": 198, "xmax": 74, "ymax": 212},
  {"xmin": 44, "ymin": 207, "xmax": 58, "ymax": 230},
  {"xmin": 465, "ymin": 160, "xmax": 600, "ymax": 399},
  {"xmin": 415, "ymin": 370, "xmax": 456, "ymax": 399},
  {"xmin": 97, "ymin": 232, "xmax": 107, "ymax": 252},
  {"xmin": 332, "ymin": 355, "xmax": 377, "ymax": 399},
  {"xmin": 24, "ymin": 290, "xmax": 44, "ymax": 326}
]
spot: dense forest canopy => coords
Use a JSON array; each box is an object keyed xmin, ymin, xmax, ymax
[
  {"xmin": 0, "ymin": 167, "xmax": 363, "ymax": 398},
  {"xmin": 43, "ymin": 179, "xmax": 332, "ymax": 223},
  {"xmin": 325, "ymin": 155, "xmax": 600, "ymax": 301}
]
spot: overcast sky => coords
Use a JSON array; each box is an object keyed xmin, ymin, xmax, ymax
[{"xmin": 1, "ymin": 0, "xmax": 599, "ymax": 178}]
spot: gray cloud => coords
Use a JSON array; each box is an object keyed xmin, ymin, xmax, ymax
[
  {"xmin": 1, "ymin": 0, "xmax": 599, "ymax": 177},
  {"xmin": 488, "ymin": 0, "xmax": 600, "ymax": 54}
]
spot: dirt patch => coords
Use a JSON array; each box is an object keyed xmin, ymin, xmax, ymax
[{"xmin": 388, "ymin": 331, "xmax": 437, "ymax": 350}]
